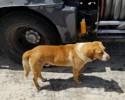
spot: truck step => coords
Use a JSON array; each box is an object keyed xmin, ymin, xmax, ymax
[
  {"xmin": 97, "ymin": 29, "xmax": 125, "ymax": 34},
  {"xmin": 97, "ymin": 21, "xmax": 125, "ymax": 30},
  {"xmin": 97, "ymin": 21, "xmax": 125, "ymax": 26}
]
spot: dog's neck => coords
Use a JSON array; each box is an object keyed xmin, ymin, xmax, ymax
[{"xmin": 75, "ymin": 43, "xmax": 92, "ymax": 63}]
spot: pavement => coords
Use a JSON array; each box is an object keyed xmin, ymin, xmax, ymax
[{"xmin": 0, "ymin": 42, "xmax": 125, "ymax": 100}]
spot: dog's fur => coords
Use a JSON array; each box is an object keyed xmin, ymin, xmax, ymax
[{"xmin": 22, "ymin": 41, "xmax": 110, "ymax": 90}]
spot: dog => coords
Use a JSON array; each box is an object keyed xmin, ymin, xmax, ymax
[{"xmin": 22, "ymin": 41, "xmax": 110, "ymax": 90}]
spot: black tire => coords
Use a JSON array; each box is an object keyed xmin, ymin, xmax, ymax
[{"xmin": 0, "ymin": 11, "xmax": 60, "ymax": 64}]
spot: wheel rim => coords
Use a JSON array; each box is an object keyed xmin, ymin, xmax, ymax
[{"xmin": 8, "ymin": 25, "xmax": 48, "ymax": 54}]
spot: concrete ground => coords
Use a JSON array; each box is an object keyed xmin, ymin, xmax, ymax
[{"xmin": 0, "ymin": 42, "xmax": 125, "ymax": 100}]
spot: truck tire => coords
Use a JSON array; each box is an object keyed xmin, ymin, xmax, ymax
[{"xmin": 0, "ymin": 11, "xmax": 60, "ymax": 64}]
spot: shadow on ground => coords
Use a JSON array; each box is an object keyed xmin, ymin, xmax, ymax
[
  {"xmin": 0, "ymin": 52, "xmax": 22, "ymax": 70},
  {"xmin": 40, "ymin": 75, "xmax": 124, "ymax": 93}
]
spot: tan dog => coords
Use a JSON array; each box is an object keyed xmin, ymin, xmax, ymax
[{"xmin": 22, "ymin": 41, "xmax": 110, "ymax": 90}]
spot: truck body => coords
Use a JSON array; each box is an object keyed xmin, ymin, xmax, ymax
[{"xmin": 0, "ymin": 0, "xmax": 124, "ymax": 63}]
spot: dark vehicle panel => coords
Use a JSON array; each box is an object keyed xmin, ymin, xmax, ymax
[
  {"xmin": 1, "ymin": 0, "xmax": 125, "ymax": 64},
  {"xmin": 0, "ymin": 0, "xmax": 77, "ymax": 43},
  {"xmin": 0, "ymin": 0, "xmax": 62, "ymax": 6}
]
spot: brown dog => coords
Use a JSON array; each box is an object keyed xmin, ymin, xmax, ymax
[{"xmin": 22, "ymin": 41, "xmax": 110, "ymax": 90}]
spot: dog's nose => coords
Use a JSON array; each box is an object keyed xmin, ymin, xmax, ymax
[{"xmin": 106, "ymin": 55, "xmax": 110, "ymax": 60}]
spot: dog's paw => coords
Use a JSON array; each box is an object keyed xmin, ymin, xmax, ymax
[
  {"xmin": 75, "ymin": 80, "xmax": 82, "ymax": 85},
  {"xmin": 79, "ymin": 74, "xmax": 84, "ymax": 78},
  {"xmin": 77, "ymin": 81, "xmax": 82, "ymax": 85},
  {"xmin": 42, "ymin": 78, "xmax": 47, "ymax": 82},
  {"xmin": 37, "ymin": 87, "xmax": 42, "ymax": 92}
]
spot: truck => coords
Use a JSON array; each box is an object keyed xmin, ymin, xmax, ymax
[{"xmin": 0, "ymin": 0, "xmax": 124, "ymax": 64}]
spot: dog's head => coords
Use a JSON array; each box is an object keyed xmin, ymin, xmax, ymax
[{"xmin": 86, "ymin": 41, "xmax": 110, "ymax": 61}]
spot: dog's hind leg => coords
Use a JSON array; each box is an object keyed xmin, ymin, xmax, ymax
[
  {"xmin": 38, "ymin": 63, "xmax": 47, "ymax": 82},
  {"xmin": 33, "ymin": 71, "xmax": 41, "ymax": 90},
  {"xmin": 39, "ymin": 74, "xmax": 47, "ymax": 82},
  {"xmin": 29, "ymin": 59, "xmax": 42, "ymax": 90},
  {"xmin": 39, "ymin": 73, "xmax": 47, "ymax": 82}
]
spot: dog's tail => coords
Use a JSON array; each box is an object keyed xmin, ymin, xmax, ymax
[{"xmin": 22, "ymin": 50, "xmax": 31, "ymax": 77}]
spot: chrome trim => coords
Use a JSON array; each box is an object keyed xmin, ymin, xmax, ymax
[
  {"xmin": 97, "ymin": 29, "xmax": 125, "ymax": 34},
  {"xmin": 96, "ymin": 21, "xmax": 125, "ymax": 26}
]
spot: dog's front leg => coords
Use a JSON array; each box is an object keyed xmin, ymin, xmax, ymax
[
  {"xmin": 79, "ymin": 72, "xmax": 84, "ymax": 78},
  {"xmin": 73, "ymin": 60, "xmax": 84, "ymax": 85},
  {"xmin": 73, "ymin": 68, "xmax": 82, "ymax": 85}
]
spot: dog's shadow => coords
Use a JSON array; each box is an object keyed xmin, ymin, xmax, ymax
[{"xmin": 41, "ymin": 75, "xmax": 124, "ymax": 93}]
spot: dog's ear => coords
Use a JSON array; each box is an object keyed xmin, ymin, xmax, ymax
[
  {"xmin": 95, "ymin": 48, "xmax": 102, "ymax": 54},
  {"xmin": 86, "ymin": 47, "xmax": 94, "ymax": 60},
  {"xmin": 94, "ymin": 41, "xmax": 105, "ymax": 50}
]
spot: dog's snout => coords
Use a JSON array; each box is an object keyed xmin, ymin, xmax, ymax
[
  {"xmin": 101, "ymin": 52, "xmax": 110, "ymax": 61},
  {"xmin": 106, "ymin": 55, "xmax": 110, "ymax": 60}
]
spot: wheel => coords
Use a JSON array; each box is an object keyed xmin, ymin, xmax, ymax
[{"xmin": 0, "ymin": 11, "xmax": 60, "ymax": 64}]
